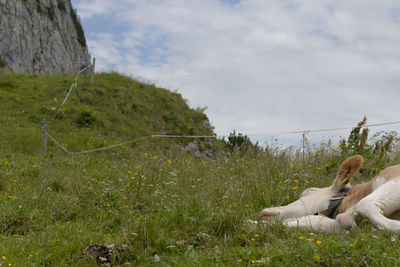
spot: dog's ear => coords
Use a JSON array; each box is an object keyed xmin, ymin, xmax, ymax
[{"xmin": 332, "ymin": 155, "xmax": 363, "ymax": 191}]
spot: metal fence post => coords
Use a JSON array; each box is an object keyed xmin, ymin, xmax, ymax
[{"xmin": 42, "ymin": 118, "xmax": 47, "ymax": 154}]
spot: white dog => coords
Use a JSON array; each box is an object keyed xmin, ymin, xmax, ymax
[{"xmin": 260, "ymin": 155, "xmax": 400, "ymax": 233}]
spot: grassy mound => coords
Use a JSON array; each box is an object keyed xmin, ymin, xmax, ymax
[{"xmin": 0, "ymin": 72, "xmax": 215, "ymax": 155}]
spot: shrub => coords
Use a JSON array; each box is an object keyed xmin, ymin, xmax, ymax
[
  {"xmin": 131, "ymin": 103, "xmax": 138, "ymax": 112},
  {"xmin": 35, "ymin": 0, "xmax": 41, "ymax": 13},
  {"xmin": 340, "ymin": 116, "xmax": 398, "ymax": 158},
  {"xmin": 69, "ymin": 3, "xmax": 87, "ymax": 47},
  {"xmin": 225, "ymin": 130, "xmax": 261, "ymax": 154},
  {"xmin": 57, "ymin": 0, "xmax": 66, "ymax": 12},
  {"xmin": 346, "ymin": 116, "xmax": 368, "ymax": 155},
  {"xmin": 76, "ymin": 111, "xmax": 96, "ymax": 127},
  {"xmin": 0, "ymin": 56, "xmax": 7, "ymax": 69},
  {"xmin": 47, "ymin": 4, "xmax": 56, "ymax": 21}
]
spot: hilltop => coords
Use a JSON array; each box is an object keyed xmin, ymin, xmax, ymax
[{"xmin": 0, "ymin": 72, "xmax": 217, "ymax": 156}]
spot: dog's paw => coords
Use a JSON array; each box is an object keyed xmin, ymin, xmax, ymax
[
  {"xmin": 336, "ymin": 213, "xmax": 356, "ymax": 229},
  {"xmin": 260, "ymin": 208, "xmax": 281, "ymax": 221}
]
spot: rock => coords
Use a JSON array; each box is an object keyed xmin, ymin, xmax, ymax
[
  {"xmin": 153, "ymin": 253, "xmax": 161, "ymax": 262},
  {"xmin": 0, "ymin": 0, "xmax": 90, "ymax": 74},
  {"xmin": 183, "ymin": 139, "xmax": 227, "ymax": 159},
  {"xmin": 183, "ymin": 140, "xmax": 210, "ymax": 159}
]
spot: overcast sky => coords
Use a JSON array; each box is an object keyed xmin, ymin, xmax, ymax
[{"xmin": 71, "ymin": 0, "xmax": 400, "ymax": 144}]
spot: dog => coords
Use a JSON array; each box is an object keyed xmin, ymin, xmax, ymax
[{"xmin": 260, "ymin": 155, "xmax": 400, "ymax": 233}]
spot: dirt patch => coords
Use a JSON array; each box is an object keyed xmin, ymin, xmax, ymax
[{"xmin": 83, "ymin": 244, "xmax": 127, "ymax": 264}]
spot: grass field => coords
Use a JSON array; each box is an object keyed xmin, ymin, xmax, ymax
[{"xmin": 1, "ymin": 73, "xmax": 400, "ymax": 266}]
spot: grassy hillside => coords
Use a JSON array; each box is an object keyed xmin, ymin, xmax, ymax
[
  {"xmin": 1, "ymin": 73, "xmax": 400, "ymax": 266},
  {"xmin": 0, "ymin": 72, "xmax": 215, "ymax": 155}
]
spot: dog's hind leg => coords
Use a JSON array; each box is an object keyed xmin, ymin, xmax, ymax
[{"xmin": 355, "ymin": 177, "xmax": 400, "ymax": 232}]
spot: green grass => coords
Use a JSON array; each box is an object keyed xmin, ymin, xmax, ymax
[
  {"xmin": 0, "ymin": 73, "xmax": 400, "ymax": 266},
  {"xmin": 0, "ymin": 72, "xmax": 215, "ymax": 155}
]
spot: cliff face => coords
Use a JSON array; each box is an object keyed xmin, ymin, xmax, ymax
[{"xmin": 0, "ymin": 0, "xmax": 90, "ymax": 74}]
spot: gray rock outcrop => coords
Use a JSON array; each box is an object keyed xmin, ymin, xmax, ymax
[{"xmin": 0, "ymin": 0, "xmax": 90, "ymax": 74}]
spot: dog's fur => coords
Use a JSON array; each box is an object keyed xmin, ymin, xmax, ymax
[{"xmin": 260, "ymin": 155, "xmax": 400, "ymax": 233}]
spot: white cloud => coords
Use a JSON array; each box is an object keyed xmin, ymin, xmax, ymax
[
  {"xmin": 86, "ymin": 33, "xmax": 124, "ymax": 70},
  {"xmin": 73, "ymin": 0, "xmax": 116, "ymax": 19},
  {"xmin": 71, "ymin": 0, "xmax": 400, "ymax": 143}
]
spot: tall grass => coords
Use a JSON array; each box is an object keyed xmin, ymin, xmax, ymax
[{"xmin": 1, "ymin": 141, "xmax": 399, "ymax": 265}]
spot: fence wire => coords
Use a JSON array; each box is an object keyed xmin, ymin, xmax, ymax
[
  {"xmin": 42, "ymin": 61, "xmax": 400, "ymax": 155},
  {"xmin": 52, "ymin": 82, "xmax": 76, "ymax": 121},
  {"xmin": 46, "ymin": 119, "xmax": 400, "ymax": 155}
]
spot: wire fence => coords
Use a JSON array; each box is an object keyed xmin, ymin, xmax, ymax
[
  {"xmin": 45, "ymin": 122, "xmax": 400, "ymax": 155},
  {"xmin": 42, "ymin": 61, "xmax": 400, "ymax": 155}
]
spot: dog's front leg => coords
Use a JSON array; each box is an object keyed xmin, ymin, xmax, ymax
[{"xmin": 283, "ymin": 215, "xmax": 343, "ymax": 233}]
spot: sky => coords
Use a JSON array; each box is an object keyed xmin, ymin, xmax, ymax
[{"xmin": 71, "ymin": 0, "xmax": 400, "ymax": 145}]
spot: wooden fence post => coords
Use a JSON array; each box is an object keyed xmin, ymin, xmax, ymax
[
  {"xmin": 42, "ymin": 118, "xmax": 47, "ymax": 154},
  {"xmin": 91, "ymin": 57, "xmax": 96, "ymax": 85}
]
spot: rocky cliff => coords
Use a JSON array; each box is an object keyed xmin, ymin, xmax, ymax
[{"xmin": 0, "ymin": 0, "xmax": 90, "ymax": 74}]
